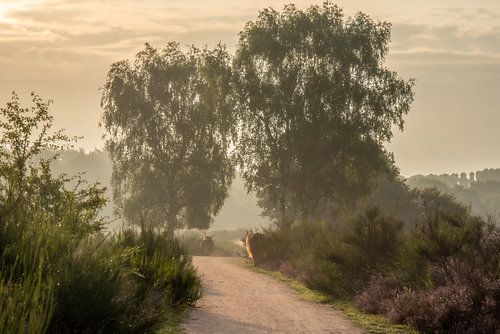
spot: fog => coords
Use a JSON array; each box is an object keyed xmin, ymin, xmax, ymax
[
  {"xmin": 2, "ymin": 2, "xmax": 500, "ymax": 333},
  {"xmin": 1, "ymin": 0, "xmax": 500, "ymax": 175}
]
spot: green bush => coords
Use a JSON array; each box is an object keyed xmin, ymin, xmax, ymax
[
  {"xmin": 0, "ymin": 92, "xmax": 202, "ymax": 334},
  {"xmin": 119, "ymin": 226, "xmax": 202, "ymax": 309},
  {"xmin": 255, "ymin": 186, "xmax": 500, "ymax": 332},
  {"xmin": 355, "ymin": 191, "xmax": 500, "ymax": 332},
  {"xmin": 256, "ymin": 208, "xmax": 403, "ymax": 296},
  {"xmin": 305, "ymin": 208, "xmax": 403, "ymax": 296},
  {"xmin": 47, "ymin": 241, "xmax": 125, "ymax": 333}
]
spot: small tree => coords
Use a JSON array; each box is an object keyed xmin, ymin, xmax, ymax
[
  {"xmin": 101, "ymin": 43, "xmax": 235, "ymax": 230},
  {"xmin": 0, "ymin": 92, "xmax": 94, "ymax": 231},
  {"xmin": 233, "ymin": 3, "xmax": 414, "ymax": 228}
]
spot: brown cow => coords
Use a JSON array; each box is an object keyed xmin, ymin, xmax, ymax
[
  {"xmin": 200, "ymin": 233, "xmax": 214, "ymax": 256},
  {"xmin": 244, "ymin": 231, "xmax": 266, "ymax": 266}
]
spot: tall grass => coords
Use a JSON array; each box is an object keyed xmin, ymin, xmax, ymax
[
  {"xmin": 1, "ymin": 184, "xmax": 202, "ymax": 333},
  {"xmin": 0, "ymin": 242, "xmax": 54, "ymax": 334}
]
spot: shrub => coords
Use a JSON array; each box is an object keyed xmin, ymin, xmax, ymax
[
  {"xmin": 122, "ymin": 226, "xmax": 202, "ymax": 309},
  {"xmin": 355, "ymin": 191, "xmax": 500, "ymax": 333},
  {"xmin": 47, "ymin": 241, "xmax": 125, "ymax": 333},
  {"xmin": 305, "ymin": 207, "xmax": 403, "ymax": 296},
  {"xmin": 0, "ymin": 93, "xmax": 202, "ymax": 334},
  {"xmin": 384, "ymin": 278, "xmax": 500, "ymax": 334},
  {"xmin": 256, "ymin": 186, "xmax": 500, "ymax": 333},
  {"xmin": 355, "ymin": 275, "xmax": 402, "ymax": 314}
]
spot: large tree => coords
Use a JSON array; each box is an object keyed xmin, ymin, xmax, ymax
[
  {"xmin": 233, "ymin": 3, "xmax": 414, "ymax": 228},
  {"xmin": 101, "ymin": 43, "xmax": 235, "ymax": 230}
]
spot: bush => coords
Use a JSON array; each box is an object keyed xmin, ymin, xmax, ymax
[
  {"xmin": 353, "ymin": 191, "xmax": 500, "ymax": 333},
  {"xmin": 254, "ymin": 185, "xmax": 500, "ymax": 333},
  {"xmin": 355, "ymin": 275, "xmax": 402, "ymax": 314},
  {"xmin": 0, "ymin": 92, "xmax": 202, "ymax": 334},
  {"xmin": 47, "ymin": 241, "xmax": 125, "ymax": 333},
  {"xmin": 383, "ymin": 278, "xmax": 500, "ymax": 334},
  {"xmin": 304, "ymin": 208, "xmax": 403, "ymax": 296},
  {"xmin": 120, "ymin": 226, "xmax": 202, "ymax": 308}
]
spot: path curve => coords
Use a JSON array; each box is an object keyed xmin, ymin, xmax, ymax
[{"xmin": 182, "ymin": 256, "xmax": 365, "ymax": 334}]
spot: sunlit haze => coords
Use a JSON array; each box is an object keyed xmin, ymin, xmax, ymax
[{"xmin": 1, "ymin": 0, "xmax": 499, "ymax": 176}]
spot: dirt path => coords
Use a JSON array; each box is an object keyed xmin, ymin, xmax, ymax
[{"xmin": 181, "ymin": 256, "xmax": 365, "ymax": 334}]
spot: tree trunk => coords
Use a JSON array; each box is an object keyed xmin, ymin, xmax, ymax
[
  {"xmin": 279, "ymin": 161, "xmax": 291, "ymax": 231},
  {"xmin": 164, "ymin": 207, "xmax": 177, "ymax": 238},
  {"xmin": 279, "ymin": 190, "xmax": 291, "ymax": 230}
]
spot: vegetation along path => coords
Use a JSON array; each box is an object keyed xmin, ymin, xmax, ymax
[{"xmin": 182, "ymin": 256, "xmax": 365, "ymax": 334}]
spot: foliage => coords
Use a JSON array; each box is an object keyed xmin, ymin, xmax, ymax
[
  {"xmin": 0, "ymin": 238, "xmax": 54, "ymax": 334},
  {"xmin": 304, "ymin": 207, "xmax": 403, "ymax": 296},
  {"xmin": 39, "ymin": 149, "xmax": 115, "ymax": 223},
  {"xmin": 233, "ymin": 2, "xmax": 414, "ymax": 228},
  {"xmin": 365, "ymin": 176, "xmax": 421, "ymax": 227},
  {"xmin": 47, "ymin": 239, "xmax": 125, "ymax": 333},
  {"xmin": 354, "ymin": 193, "xmax": 500, "ymax": 333},
  {"xmin": 0, "ymin": 92, "xmax": 201, "ymax": 334},
  {"xmin": 382, "ymin": 278, "xmax": 500, "ymax": 334},
  {"xmin": 101, "ymin": 43, "xmax": 235, "ymax": 230},
  {"xmin": 253, "ymin": 185, "xmax": 500, "ymax": 332}
]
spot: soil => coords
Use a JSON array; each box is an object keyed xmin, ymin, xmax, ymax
[{"xmin": 181, "ymin": 256, "xmax": 365, "ymax": 333}]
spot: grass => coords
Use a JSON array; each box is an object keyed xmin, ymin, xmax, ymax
[
  {"xmin": 240, "ymin": 260, "xmax": 418, "ymax": 334},
  {"xmin": 156, "ymin": 311, "xmax": 185, "ymax": 334}
]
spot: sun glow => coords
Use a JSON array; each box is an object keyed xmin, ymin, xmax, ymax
[
  {"xmin": 0, "ymin": 1, "xmax": 31, "ymax": 24},
  {"xmin": 0, "ymin": 3, "xmax": 14, "ymax": 23},
  {"xmin": 0, "ymin": 4, "xmax": 6, "ymax": 22}
]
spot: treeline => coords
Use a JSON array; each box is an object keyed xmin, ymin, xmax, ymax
[
  {"xmin": 407, "ymin": 170, "xmax": 500, "ymax": 219},
  {"xmin": 42, "ymin": 149, "xmax": 500, "ymax": 229}
]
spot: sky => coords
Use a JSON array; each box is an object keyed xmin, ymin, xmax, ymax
[{"xmin": 0, "ymin": 0, "xmax": 499, "ymax": 176}]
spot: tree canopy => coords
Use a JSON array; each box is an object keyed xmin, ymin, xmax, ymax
[
  {"xmin": 233, "ymin": 3, "xmax": 414, "ymax": 227},
  {"xmin": 101, "ymin": 43, "xmax": 235, "ymax": 230}
]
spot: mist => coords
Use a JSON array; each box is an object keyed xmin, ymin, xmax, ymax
[{"xmin": 1, "ymin": 2, "xmax": 499, "ymax": 333}]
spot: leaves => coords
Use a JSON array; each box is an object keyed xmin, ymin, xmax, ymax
[
  {"xmin": 101, "ymin": 43, "xmax": 235, "ymax": 229},
  {"xmin": 233, "ymin": 2, "xmax": 414, "ymax": 226}
]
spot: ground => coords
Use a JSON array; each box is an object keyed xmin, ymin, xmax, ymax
[{"xmin": 181, "ymin": 256, "xmax": 365, "ymax": 334}]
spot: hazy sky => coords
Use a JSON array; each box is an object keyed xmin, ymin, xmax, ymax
[{"xmin": 1, "ymin": 0, "xmax": 499, "ymax": 176}]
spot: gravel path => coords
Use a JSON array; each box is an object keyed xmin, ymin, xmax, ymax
[{"xmin": 182, "ymin": 256, "xmax": 365, "ymax": 334}]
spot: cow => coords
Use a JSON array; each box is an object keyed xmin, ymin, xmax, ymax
[
  {"xmin": 200, "ymin": 233, "xmax": 214, "ymax": 255},
  {"xmin": 244, "ymin": 231, "xmax": 267, "ymax": 266}
]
